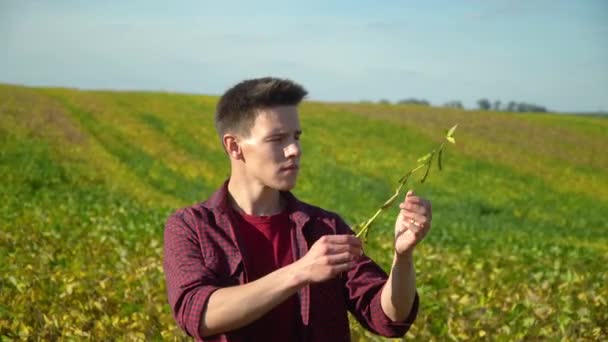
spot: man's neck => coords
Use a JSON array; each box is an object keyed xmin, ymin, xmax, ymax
[{"xmin": 227, "ymin": 176, "xmax": 284, "ymax": 216}]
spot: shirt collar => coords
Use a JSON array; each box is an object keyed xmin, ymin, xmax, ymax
[{"xmin": 204, "ymin": 179, "xmax": 311, "ymax": 229}]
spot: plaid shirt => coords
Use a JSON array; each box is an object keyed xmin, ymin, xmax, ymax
[{"xmin": 163, "ymin": 181, "xmax": 418, "ymax": 341}]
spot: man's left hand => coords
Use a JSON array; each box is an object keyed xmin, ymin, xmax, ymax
[{"xmin": 394, "ymin": 190, "xmax": 432, "ymax": 255}]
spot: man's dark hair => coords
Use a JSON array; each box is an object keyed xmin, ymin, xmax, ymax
[{"xmin": 215, "ymin": 77, "xmax": 308, "ymax": 138}]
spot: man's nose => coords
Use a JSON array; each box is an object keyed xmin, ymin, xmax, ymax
[{"xmin": 284, "ymin": 141, "xmax": 301, "ymax": 158}]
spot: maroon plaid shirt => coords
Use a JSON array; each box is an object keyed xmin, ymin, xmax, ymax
[{"xmin": 163, "ymin": 180, "xmax": 418, "ymax": 341}]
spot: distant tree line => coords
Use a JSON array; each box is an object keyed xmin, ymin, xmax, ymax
[
  {"xmin": 372, "ymin": 97, "xmax": 549, "ymax": 113},
  {"xmin": 443, "ymin": 100, "xmax": 464, "ymax": 109},
  {"xmin": 397, "ymin": 98, "xmax": 430, "ymax": 106},
  {"xmin": 476, "ymin": 98, "xmax": 548, "ymax": 112}
]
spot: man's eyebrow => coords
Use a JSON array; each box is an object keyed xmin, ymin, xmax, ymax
[{"xmin": 266, "ymin": 129, "xmax": 303, "ymax": 136}]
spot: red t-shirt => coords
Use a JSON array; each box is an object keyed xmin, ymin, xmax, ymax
[{"xmin": 234, "ymin": 209, "xmax": 298, "ymax": 341}]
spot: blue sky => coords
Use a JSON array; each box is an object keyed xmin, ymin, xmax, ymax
[{"xmin": 1, "ymin": 0, "xmax": 607, "ymax": 112}]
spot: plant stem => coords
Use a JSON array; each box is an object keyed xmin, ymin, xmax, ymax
[
  {"xmin": 355, "ymin": 162, "xmax": 427, "ymax": 239},
  {"xmin": 353, "ymin": 124, "xmax": 457, "ymax": 241}
]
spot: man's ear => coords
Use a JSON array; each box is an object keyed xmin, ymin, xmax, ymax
[{"xmin": 223, "ymin": 133, "xmax": 243, "ymax": 160}]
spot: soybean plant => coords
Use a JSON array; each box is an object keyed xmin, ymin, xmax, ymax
[{"xmin": 354, "ymin": 124, "xmax": 458, "ymax": 242}]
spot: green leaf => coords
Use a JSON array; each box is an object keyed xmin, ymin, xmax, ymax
[
  {"xmin": 446, "ymin": 124, "xmax": 458, "ymax": 138},
  {"xmin": 446, "ymin": 136, "xmax": 456, "ymax": 144}
]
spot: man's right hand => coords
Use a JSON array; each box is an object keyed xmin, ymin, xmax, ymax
[
  {"xmin": 198, "ymin": 234, "xmax": 362, "ymax": 336},
  {"xmin": 293, "ymin": 234, "xmax": 363, "ymax": 284}
]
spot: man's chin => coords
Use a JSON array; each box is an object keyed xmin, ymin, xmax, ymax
[{"xmin": 275, "ymin": 178, "xmax": 297, "ymax": 191}]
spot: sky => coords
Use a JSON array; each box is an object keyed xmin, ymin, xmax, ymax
[{"xmin": 1, "ymin": 0, "xmax": 607, "ymax": 112}]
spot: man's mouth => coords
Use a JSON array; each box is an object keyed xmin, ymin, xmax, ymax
[{"xmin": 281, "ymin": 164, "xmax": 299, "ymax": 171}]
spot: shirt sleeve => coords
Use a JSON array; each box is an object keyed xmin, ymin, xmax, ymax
[
  {"xmin": 335, "ymin": 216, "xmax": 419, "ymax": 337},
  {"xmin": 163, "ymin": 209, "xmax": 221, "ymax": 340}
]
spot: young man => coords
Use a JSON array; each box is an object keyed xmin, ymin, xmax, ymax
[{"xmin": 163, "ymin": 77, "xmax": 432, "ymax": 341}]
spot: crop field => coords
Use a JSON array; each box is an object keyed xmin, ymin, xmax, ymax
[{"xmin": 1, "ymin": 84, "xmax": 606, "ymax": 340}]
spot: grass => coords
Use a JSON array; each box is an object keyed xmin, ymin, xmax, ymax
[{"xmin": 1, "ymin": 84, "xmax": 606, "ymax": 340}]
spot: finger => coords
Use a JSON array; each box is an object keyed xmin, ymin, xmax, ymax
[
  {"xmin": 404, "ymin": 195, "xmax": 422, "ymax": 205},
  {"xmin": 403, "ymin": 191, "xmax": 420, "ymax": 206},
  {"xmin": 401, "ymin": 209, "xmax": 428, "ymax": 221},
  {"xmin": 400, "ymin": 200, "xmax": 421, "ymax": 209},
  {"xmin": 396, "ymin": 222, "xmax": 423, "ymax": 239},
  {"xmin": 332, "ymin": 261, "xmax": 356, "ymax": 275},
  {"xmin": 423, "ymin": 199, "xmax": 432, "ymax": 220},
  {"xmin": 400, "ymin": 211, "xmax": 428, "ymax": 225},
  {"xmin": 408, "ymin": 220, "xmax": 426, "ymax": 234},
  {"xmin": 413, "ymin": 224, "xmax": 430, "ymax": 239},
  {"xmin": 321, "ymin": 234, "xmax": 362, "ymax": 247},
  {"xmin": 324, "ymin": 244, "xmax": 350, "ymax": 254},
  {"xmin": 398, "ymin": 214, "xmax": 430, "ymax": 233},
  {"xmin": 399, "ymin": 202, "xmax": 427, "ymax": 215},
  {"xmin": 398, "ymin": 217, "xmax": 422, "ymax": 231},
  {"xmin": 327, "ymin": 251, "xmax": 359, "ymax": 265},
  {"xmin": 325, "ymin": 244, "xmax": 362, "ymax": 256}
]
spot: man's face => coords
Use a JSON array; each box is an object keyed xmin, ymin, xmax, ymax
[{"xmin": 238, "ymin": 106, "xmax": 302, "ymax": 191}]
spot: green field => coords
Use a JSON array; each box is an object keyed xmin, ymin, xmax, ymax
[{"xmin": 1, "ymin": 84, "xmax": 606, "ymax": 340}]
